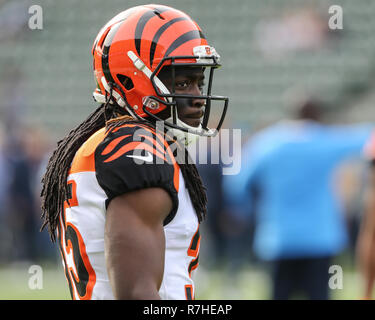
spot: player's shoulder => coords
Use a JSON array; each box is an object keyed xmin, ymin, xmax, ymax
[
  {"xmin": 93, "ymin": 121, "xmax": 180, "ymax": 213},
  {"xmin": 69, "ymin": 122, "xmax": 169, "ymax": 175},
  {"xmin": 106, "ymin": 121, "xmax": 156, "ymax": 137},
  {"xmin": 69, "ymin": 127, "xmax": 107, "ymax": 174},
  {"xmin": 95, "ymin": 121, "xmax": 176, "ymax": 165}
]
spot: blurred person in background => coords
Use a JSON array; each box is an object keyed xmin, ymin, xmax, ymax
[
  {"xmin": 3, "ymin": 127, "xmax": 38, "ymax": 262},
  {"xmin": 224, "ymin": 98, "xmax": 373, "ymax": 300},
  {"xmin": 22, "ymin": 125, "xmax": 56, "ymax": 261},
  {"xmin": 0, "ymin": 124, "xmax": 11, "ymax": 262},
  {"xmin": 2, "ymin": 124, "xmax": 52, "ymax": 263}
]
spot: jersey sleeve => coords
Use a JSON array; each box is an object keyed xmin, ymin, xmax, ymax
[{"xmin": 94, "ymin": 124, "xmax": 179, "ymax": 224}]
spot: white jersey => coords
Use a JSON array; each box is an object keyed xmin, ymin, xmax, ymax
[{"xmin": 56, "ymin": 123, "xmax": 200, "ymax": 300}]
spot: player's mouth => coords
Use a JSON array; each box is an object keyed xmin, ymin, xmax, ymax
[{"xmin": 184, "ymin": 110, "xmax": 204, "ymax": 127}]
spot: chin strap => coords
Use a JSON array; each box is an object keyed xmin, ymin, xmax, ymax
[
  {"xmin": 166, "ymin": 123, "xmax": 200, "ymax": 146},
  {"xmin": 100, "ymin": 76, "xmax": 142, "ymax": 121},
  {"xmin": 165, "ymin": 115, "xmax": 217, "ymax": 146}
]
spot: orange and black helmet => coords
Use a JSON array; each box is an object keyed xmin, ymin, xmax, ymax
[{"xmin": 92, "ymin": 4, "xmax": 228, "ymax": 137}]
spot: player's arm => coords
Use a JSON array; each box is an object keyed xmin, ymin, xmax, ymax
[
  {"xmin": 105, "ymin": 187, "xmax": 172, "ymax": 300},
  {"xmin": 357, "ymin": 163, "xmax": 375, "ymax": 299}
]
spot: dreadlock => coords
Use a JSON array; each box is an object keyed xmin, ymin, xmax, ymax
[
  {"xmin": 41, "ymin": 102, "xmax": 207, "ymax": 242},
  {"xmin": 41, "ymin": 103, "xmax": 108, "ymax": 242},
  {"xmin": 178, "ymin": 151, "xmax": 208, "ymax": 222}
]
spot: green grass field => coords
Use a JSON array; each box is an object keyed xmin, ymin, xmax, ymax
[
  {"xmin": 0, "ymin": 258, "xmax": 364, "ymax": 300},
  {"xmin": 0, "ymin": 262, "xmax": 70, "ymax": 300},
  {"xmin": 196, "ymin": 265, "xmax": 362, "ymax": 300}
]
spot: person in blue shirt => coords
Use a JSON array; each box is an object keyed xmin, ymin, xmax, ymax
[{"xmin": 224, "ymin": 99, "xmax": 373, "ymax": 299}]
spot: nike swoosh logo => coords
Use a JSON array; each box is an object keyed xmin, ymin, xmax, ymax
[{"xmin": 126, "ymin": 151, "xmax": 153, "ymax": 163}]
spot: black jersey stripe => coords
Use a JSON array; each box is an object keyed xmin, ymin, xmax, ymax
[
  {"xmin": 164, "ymin": 30, "xmax": 206, "ymax": 58},
  {"xmin": 185, "ymin": 285, "xmax": 193, "ymax": 300},
  {"xmin": 189, "ymin": 229, "xmax": 200, "ymax": 251},
  {"xmin": 188, "ymin": 254, "xmax": 199, "ymax": 275},
  {"xmin": 149, "ymin": 17, "xmax": 188, "ymax": 67}
]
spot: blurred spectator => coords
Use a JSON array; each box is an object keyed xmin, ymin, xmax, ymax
[
  {"xmin": 0, "ymin": 125, "xmax": 11, "ymax": 262},
  {"xmin": 224, "ymin": 98, "xmax": 373, "ymax": 300},
  {"xmin": 3, "ymin": 128, "xmax": 37, "ymax": 262},
  {"xmin": 2, "ymin": 124, "xmax": 55, "ymax": 263},
  {"xmin": 0, "ymin": 56, "xmax": 56, "ymax": 262},
  {"xmin": 22, "ymin": 125, "xmax": 57, "ymax": 261}
]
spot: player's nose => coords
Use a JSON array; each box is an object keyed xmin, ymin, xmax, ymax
[{"xmin": 190, "ymin": 84, "xmax": 205, "ymax": 108}]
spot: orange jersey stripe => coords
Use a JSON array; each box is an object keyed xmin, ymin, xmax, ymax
[
  {"xmin": 69, "ymin": 128, "xmax": 106, "ymax": 175},
  {"xmin": 101, "ymin": 134, "xmax": 131, "ymax": 155}
]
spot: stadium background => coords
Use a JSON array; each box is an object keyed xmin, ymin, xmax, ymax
[{"xmin": 0, "ymin": 0, "xmax": 374, "ymax": 299}]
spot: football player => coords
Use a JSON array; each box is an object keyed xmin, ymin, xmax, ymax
[{"xmin": 40, "ymin": 4, "xmax": 228, "ymax": 300}]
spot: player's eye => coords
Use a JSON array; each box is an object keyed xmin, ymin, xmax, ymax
[
  {"xmin": 198, "ymin": 81, "xmax": 205, "ymax": 92},
  {"xmin": 175, "ymin": 80, "xmax": 190, "ymax": 89}
]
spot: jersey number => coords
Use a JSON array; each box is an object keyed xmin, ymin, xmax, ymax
[
  {"xmin": 58, "ymin": 180, "xmax": 96, "ymax": 300},
  {"xmin": 185, "ymin": 226, "xmax": 200, "ymax": 300}
]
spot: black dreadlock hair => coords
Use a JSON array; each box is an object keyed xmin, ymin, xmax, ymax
[{"xmin": 40, "ymin": 98, "xmax": 207, "ymax": 242}]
